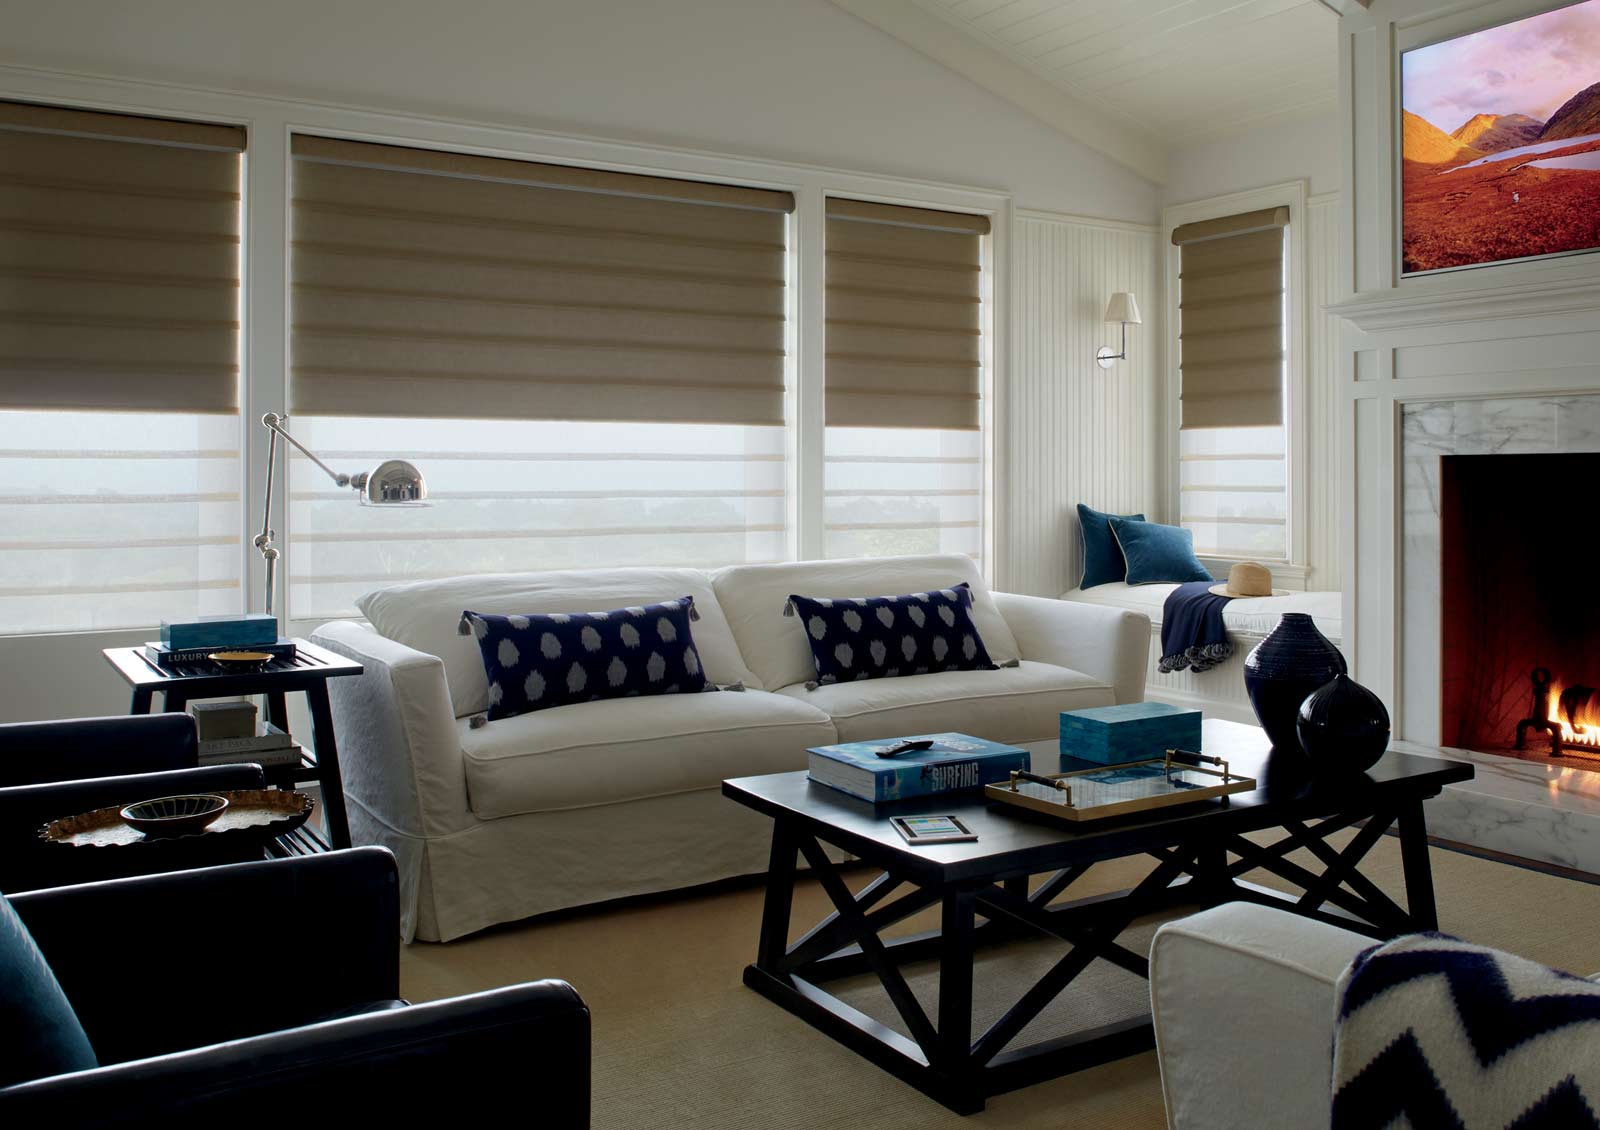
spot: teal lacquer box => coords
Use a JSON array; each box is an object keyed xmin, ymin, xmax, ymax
[
  {"xmin": 1059, "ymin": 702, "xmax": 1203, "ymax": 766},
  {"xmin": 160, "ymin": 613, "xmax": 279, "ymax": 650}
]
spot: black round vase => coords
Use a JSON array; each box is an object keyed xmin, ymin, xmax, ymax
[
  {"xmin": 1243, "ymin": 612, "xmax": 1346, "ymax": 755},
  {"xmin": 1296, "ymin": 673, "xmax": 1391, "ymax": 773}
]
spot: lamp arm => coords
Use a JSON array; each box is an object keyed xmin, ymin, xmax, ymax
[{"xmin": 262, "ymin": 412, "xmax": 351, "ymax": 488}]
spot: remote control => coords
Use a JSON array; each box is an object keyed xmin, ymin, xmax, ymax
[{"xmin": 875, "ymin": 739, "xmax": 935, "ymax": 758}]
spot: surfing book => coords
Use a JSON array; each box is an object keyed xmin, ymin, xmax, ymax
[{"xmin": 806, "ymin": 732, "xmax": 1029, "ymax": 804}]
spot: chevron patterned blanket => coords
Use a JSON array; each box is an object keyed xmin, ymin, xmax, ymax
[{"xmin": 1332, "ymin": 933, "xmax": 1600, "ymax": 1129}]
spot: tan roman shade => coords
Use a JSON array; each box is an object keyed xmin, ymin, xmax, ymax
[
  {"xmin": 0, "ymin": 101, "xmax": 244, "ymax": 414},
  {"xmin": 1172, "ymin": 206, "xmax": 1288, "ymax": 430},
  {"xmin": 289, "ymin": 136, "xmax": 795, "ymax": 426},
  {"xmin": 825, "ymin": 197, "xmax": 988, "ymax": 431}
]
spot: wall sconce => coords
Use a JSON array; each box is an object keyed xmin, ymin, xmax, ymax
[{"xmin": 1095, "ymin": 291, "xmax": 1142, "ymax": 369}]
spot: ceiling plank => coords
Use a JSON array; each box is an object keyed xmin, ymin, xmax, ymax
[{"xmin": 832, "ymin": 0, "xmax": 1168, "ymax": 183}]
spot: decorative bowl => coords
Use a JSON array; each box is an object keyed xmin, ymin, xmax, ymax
[
  {"xmin": 120, "ymin": 794, "xmax": 229, "ymax": 837},
  {"xmin": 207, "ymin": 650, "xmax": 275, "ymax": 671}
]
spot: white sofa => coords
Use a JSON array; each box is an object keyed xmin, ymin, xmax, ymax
[
  {"xmin": 1062, "ymin": 582, "xmax": 1344, "ymax": 725},
  {"xmin": 313, "ymin": 554, "xmax": 1150, "ymax": 941}
]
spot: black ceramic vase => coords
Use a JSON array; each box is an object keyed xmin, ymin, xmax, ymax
[
  {"xmin": 1296, "ymin": 673, "xmax": 1391, "ymax": 773},
  {"xmin": 1243, "ymin": 612, "xmax": 1346, "ymax": 755}
]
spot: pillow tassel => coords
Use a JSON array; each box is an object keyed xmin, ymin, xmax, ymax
[
  {"xmin": 782, "ymin": 598, "xmax": 795, "ymax": 617},
  {"xmin": 804, "ymin": 680, "xmax": 819, "ymax": 691},
  {"xmin": 723, "ymin": 681, "xmax": 745, "ymax": 692},
  {"xmin": 999, "ymin": 657, "xmax": 1021, "ymax": 668},
  {"xmin": 467, "ymin": 713, "xmax": 488, "ymax": 729},
  {"xmin": 457, "ymin": 612, "xmax": 473, "ymax": 636},
  {"xmin": 687, "ymin": 598, "xmax": 701, "ymax": 622}
]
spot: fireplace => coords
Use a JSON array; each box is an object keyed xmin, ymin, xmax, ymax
[{"xmin": 1440, "ymin": 453, "xmax": 1600, "ymax": 762}]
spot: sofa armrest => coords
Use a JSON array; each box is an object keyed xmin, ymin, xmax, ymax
[
  {"xmin": 12, "ymin": 848, "xmax": 400, "ymax": 1066},
  {"xmin": 310, "ymin": 620, "xmax": 471, "ymax": 837},
  {"xmin": 0, "ymin": 763, "xmax": 266, "ymax": 892},
  {"xmin": 0, "ymin": 981, "xmax": 591, "ymax": 1128},
  {"xmin": 0, "ymin": 714, "xmax": 198, "ymax": 787},
  {"xmin": 992, "ymin": 592, "xmax": 1150, "ymax": 704},
  {"xmin": 1150, "ymin": 902, "xmax": 1371, "ymax": 1130}
]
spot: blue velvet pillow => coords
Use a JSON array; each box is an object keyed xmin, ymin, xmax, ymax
[
  {"xmin": 786, "ymin": 582, "xmax": 997, "ymax": 688},
  {"xmin": 461, "ymin": 596, "xmax": 709, "ymax": 720},
  {"xmin": 1077, "ymin": 503, "xmax": 1145, "ymax": 588},
  {"xmin": 1108, "ymin": 517, "xmax": 1213, "ymax": 586},
  {"xmin": 0, "ymin": 892, "xmax": 97, "ymax": 1087}
]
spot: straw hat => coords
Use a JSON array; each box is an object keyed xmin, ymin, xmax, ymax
[{"xmin": 1209, "ymin": 561, "xmax": 1288, "ymax": 598}]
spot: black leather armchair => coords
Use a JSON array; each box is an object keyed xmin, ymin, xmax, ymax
[
  {"xmin": 0, "ymin": 848, "xmax": 591, "ymax": 1126},
  {"xmin": 0, "ymin": 714, "xmax": 265, "ymax": 891}
]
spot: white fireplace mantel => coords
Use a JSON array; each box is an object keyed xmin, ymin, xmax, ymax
[{"xmin": 1331, "ymin": 275, "xmax": 1600, "ymax": 333}]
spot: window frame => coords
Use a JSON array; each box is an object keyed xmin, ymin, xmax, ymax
[{"xmin": 1161, "ymin": 179, "xmax": 1311, "ymax": 587}]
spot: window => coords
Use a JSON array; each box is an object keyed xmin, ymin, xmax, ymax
[
  {"xmin": 0, "ymin": 102, "xmax": 244, "ymax": 635},
  {"xmin": 823, "ymin": 199, "xmax": 988, "ymax": 566},
  {"xmin": 1171, "ymin": 206, "xmax": 1290, "ymax": 562}
]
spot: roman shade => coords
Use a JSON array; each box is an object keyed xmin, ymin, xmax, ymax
[
  {"xmin": 1172, "ymin": 206, "xmax": 1288, "ymax": 430},
  {"xmin": 0, "ymin": 101, "xmax": 244, "ymax": 414},
  {"xmin": 289, "ymin": 136, "xmax": 795, "ymax": 426},
  {"xmin": 825, "ymin": 198, "xmax": 988, "ymax": 431}
]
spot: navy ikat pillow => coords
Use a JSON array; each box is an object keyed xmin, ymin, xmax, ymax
[
  {"xmin": 461, "ymin": 596, "xmax": 709, "ymax": 720},
  {"xmin": 786, "ymin": 582, "xmax": 998, "ymax": 689}
]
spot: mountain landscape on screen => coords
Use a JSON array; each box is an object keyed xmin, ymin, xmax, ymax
[{"xmin": 1401, "ymin": 0, "xmax": 1600, "ymax": 273}]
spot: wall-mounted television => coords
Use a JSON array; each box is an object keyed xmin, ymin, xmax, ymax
[{"xmin": 1401, "ymin": 0, "xmax": 1600, "ymax": 275}]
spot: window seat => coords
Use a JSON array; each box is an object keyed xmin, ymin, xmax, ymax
[
  {"xmin": 1059, "ymin": 582, "xmax": 1345, "ymax": 724},
  {"xmin": 1060, "ymin": 582, "xmax": 1342, "ymax": 644}
]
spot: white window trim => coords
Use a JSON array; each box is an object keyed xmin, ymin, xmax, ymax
[
  {"xmin": 1161, "ymin": 179, "xmax": 1310, "ymax": 582},
  {"xmin": 0, "ymin": 64, "xmax": 1009, "ymax": 641}
]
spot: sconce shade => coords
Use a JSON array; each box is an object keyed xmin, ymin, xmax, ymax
[
  {"xmin": 361, "ymin": 459, "xmax": 429, "ymax": 505},
  {"xmin": 1103, "ymin": 292, "xmax": 1142, "ymax": 325}
]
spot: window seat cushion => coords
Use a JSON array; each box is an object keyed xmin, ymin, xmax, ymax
[{"xmin": 1060, "ymin": 582, "xmax": 1342, "ymax": 644}]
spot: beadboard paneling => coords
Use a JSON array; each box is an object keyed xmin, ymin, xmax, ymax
[
  {"xmin": 1305, "ymin": 191, "xmax": 1341, "ymax": 589},
  {"xmin": 1004, "ymin": 212, "xmax": 1160, "ymax": 597}
]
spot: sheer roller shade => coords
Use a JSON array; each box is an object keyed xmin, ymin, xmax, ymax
[
  {"xmin": 825, "ymin": 198, "xmax": 988, "ymax": 431},
  {"xmin": 289, "ymin": 136, "xmax": 794, "ymax": 426},
  {"xmin": 0, "ymin": 101, "xmax": 244, "ymax": 414},
  {"xmin": 1172, "ymin": 206, "xmax": 1287, "ymax": 430}
]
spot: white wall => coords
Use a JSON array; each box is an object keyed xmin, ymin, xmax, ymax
[
  {"xmin": 1006, "ymin": 213, "xmax": 1161, "ymax": 597},
  {"xmin": 0, "ymin": 0, "xmax": 1158, "ymax": 221},
  {"xmin": 1163, "ymin": 111, "xmax": 1343, "ymax": 206}
]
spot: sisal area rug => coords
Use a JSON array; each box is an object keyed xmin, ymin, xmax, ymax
[{"xmin": 400, "ymin": 833, "xmax": 1600, "ymax": 1130}]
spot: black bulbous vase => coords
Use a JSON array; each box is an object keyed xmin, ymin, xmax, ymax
[
  {"xmin": 1243, "ymin": 612, "xmax": 1346, "ymax": 755},
  {"xmin": 1297, "ymin": 673, "xmax": 1391, "ymax": 773}
]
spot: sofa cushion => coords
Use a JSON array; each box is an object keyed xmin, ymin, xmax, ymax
[
  {"xmin": 787, "ymin": 583, "xmax": 997, "ymax": 687},
  {"xmin": 463, "ymin": 597, "xmax": 709, "ymax": 721},
  {"xmin": 356, "ymin": 568, "xmax": 760, "ymax": 718},
  {"xmin": 460, "ymin": 689, "xmax": 836, "ymax": 819},
  {"xmin": 714, "ymin": 555, "xmax": 1020, "ymax": 693},
  {"xmin": 0, "ymin": 891, "xmax": 98, "ymax": 1087},
  {"xmin": 775, "ymin": 660, "xmax": 1111, "ymax": 744}
]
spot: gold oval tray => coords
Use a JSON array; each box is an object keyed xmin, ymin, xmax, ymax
[{"xmin": 40, "ymin": 789, "xmax": 314, "ymax": 849}]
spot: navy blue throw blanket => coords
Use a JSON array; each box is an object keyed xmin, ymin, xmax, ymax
[{"xmin": 1158, "ymin": 581, "xmax": 1233, "ymax": 674}]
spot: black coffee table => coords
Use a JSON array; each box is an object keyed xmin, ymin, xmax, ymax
[{"xmin": 723, "ymin": 720, "xmax": 1473, "ymax": 1114}]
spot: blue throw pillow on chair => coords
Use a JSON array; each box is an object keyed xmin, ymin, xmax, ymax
[
  {"xmin": 1077, "ymin": 503, "xmax": 1145, "ymax": 588},
  {"xmin": 786, "ymin": 583, "xmax": 998, "ymax": 688},
  {"xmin": 461, "ymin": 596, "xmax": 709, "ymax": 721},
  {"xmin": 1108, "ymin": 517, "xmax": 1214, "ymax": 585},
  {"xmin": 0, "ymin": 891, "xmax": 98, "ymax": 1087}
]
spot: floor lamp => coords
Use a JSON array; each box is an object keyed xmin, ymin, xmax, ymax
[{"xmin": 255, "ymin": 412, "xmax": 427, "ymax": 622}]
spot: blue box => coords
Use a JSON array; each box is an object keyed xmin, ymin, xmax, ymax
[
  {"xmin": 1059, "ymin": 702, "xmax": 1203, "ymax": 766},
  {"xmin": 159, "ymin": 613, "xmax": 279, "ymax": 650}
]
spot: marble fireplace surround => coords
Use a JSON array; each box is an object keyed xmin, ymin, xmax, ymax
[{"xmin": 1396, "ymin": 392, "xmax": 1600, "ymax": 874}]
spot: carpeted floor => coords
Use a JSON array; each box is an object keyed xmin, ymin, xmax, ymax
[{"xmin": 400, "ymin": 834, "xmax": 1600, "ymax": 1129}]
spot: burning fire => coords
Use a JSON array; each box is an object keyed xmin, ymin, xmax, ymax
[{"xmin": 1546, "ymin": 678, "xmax": 1600, "ymax": 754}]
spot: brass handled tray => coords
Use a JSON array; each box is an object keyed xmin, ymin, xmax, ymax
[
  {"xmin": 985, "ymin": 750, "xmax": 1256, "ymax": 823},
  {"xmin": 39, "ymin": 789, "xmax": 314, "ymax": 849}
]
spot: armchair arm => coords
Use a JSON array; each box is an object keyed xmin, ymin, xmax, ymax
[
  {"xmin": 0, "ymin": 981, "xmax": 591, "ymax": 1128},
  {"xmin": 0, "ymin": 714, "xmax": 197, "ymax": 786},
  {"xmin": 992, "ymin": 592, "xmax": 1150, "ymax": 704},
  {"xmin": 11, "ymin": 848, "xmax": 400, "ymax": 1066},
  {"xmin": 0, "ymin": 762, "xmax": 266, "ymax": 893}
]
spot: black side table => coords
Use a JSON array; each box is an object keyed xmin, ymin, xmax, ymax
[{"xmin": 102, "ymin": 639, "xmax": 363, "ymax": 850}]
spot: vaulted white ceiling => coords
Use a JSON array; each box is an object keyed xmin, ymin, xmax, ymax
[{"xmin": 834, "ymin": 0, "xmax": 1342, "ymax": 183}]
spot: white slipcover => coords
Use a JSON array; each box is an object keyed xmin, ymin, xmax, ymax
[
  {"xmin": 775, "ymin": 660, "xmax": 1109, "ymax": 743},
  {"xmin": 461, "ymin": 688, "xmax": 835, "ymax": 819},
  {"xmin": 712, "ymin": 554, "xmax": 1021, "ymax": 693},
  {"xmin": 355, "ymin": 567, "xmax": 761, "ymax": 718}
]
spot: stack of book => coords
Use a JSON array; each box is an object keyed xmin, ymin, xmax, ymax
[
  {"xmin": 190, "ymin": 701, "xmax": 302, "ymax": 768},
  {"xmin": 146, "ymin": 614, "xmax": 296, "ymax": 670}
]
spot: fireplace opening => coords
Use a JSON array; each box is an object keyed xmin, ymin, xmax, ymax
[{"xmin": 1441, "ymin": 453, "xmax": 1600, "ymax": 765}]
